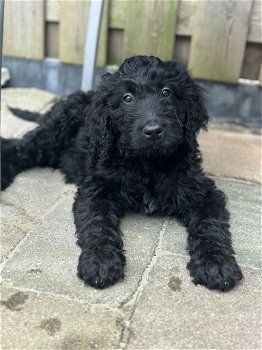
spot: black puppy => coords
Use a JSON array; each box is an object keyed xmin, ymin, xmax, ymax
[{"xmin": 1, "ymin": 56, "xmax": 243, "ymax": 291}]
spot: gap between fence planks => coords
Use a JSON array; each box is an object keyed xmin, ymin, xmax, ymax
[{"xmin": 188, "ymin": 0, "xmax": 253, "ymax": 83}]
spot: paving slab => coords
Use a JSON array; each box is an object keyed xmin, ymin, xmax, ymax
[
  {"xmin": 1, "ymin": 286, "xmax": 123, "ymax": 350},
  {"xmin": 163, "ymin": 178, "xmax": 262, "ymax": 269},
  {"xmin": 1, "ymin": 224, "xmax": 26, "ymax": 263},
  {"xmin": 216, "ymin": 178, "xmax": 262, "ymax": 268},
  {"xmin": 2, "ymin": 190, "xmax": 163, "ymax": 307},
  {"xmin": 199, "ymin": 129, "xmax": 261, "ymax": 183},
  {"xmin": 1, "ymin": 203, "xmax": 40, "ymax": 262},
  {"xmin": 1, "ymin": 88, "xmax": 56, "ymax": 138},
  {"xmin": 1, "ymin": 168, "xmax": 75, "ymax": 219},
  {"xmin": 127, "ymin": 255, "xmax": 262, "ymax": 350}
]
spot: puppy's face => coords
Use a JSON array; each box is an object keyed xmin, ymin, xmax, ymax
[{"xmin": 103, "ymin": 56, "xmax": 207, "ymax": 157}]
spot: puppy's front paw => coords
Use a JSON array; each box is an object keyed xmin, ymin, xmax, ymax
[
  {"xmin": 187, "ymin": 255, "xmax": 243, "ymax": 292},
  {"xmin": 78, "ymin": 245, "xmax": 126, "ymax": 289}
]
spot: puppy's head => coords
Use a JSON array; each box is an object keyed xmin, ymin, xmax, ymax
[{"xmin": 100, "ymin": 55, "xmax": 208, "ymax": 157}]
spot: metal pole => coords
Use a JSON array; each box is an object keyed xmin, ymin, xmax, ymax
[
  {"xmin": 0, "ymin": 0, "xmax": 5, "ymax": 103},
  {"xmin": 0, "ymin": 0, "xmax": 4, "ymax": 78},
  {"xmin": 81, "ymin": 0, "xmax": 104, "ymax": 91}
]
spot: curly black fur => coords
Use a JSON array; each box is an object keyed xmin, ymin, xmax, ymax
[{"xmin": 1, "ymin": 56, "xmax": 243, "ymax": 291}]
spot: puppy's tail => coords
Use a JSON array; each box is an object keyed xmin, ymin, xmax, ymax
[{"xmin": 8, "ymin": 107, "xmax": 43, "ymax": 124}]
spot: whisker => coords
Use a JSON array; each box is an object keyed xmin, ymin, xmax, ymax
[{"xmin": 174, "ymin": 110, "xmax": 183, "ymax": 127}]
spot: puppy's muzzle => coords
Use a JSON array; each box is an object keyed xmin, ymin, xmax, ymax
[{"xmin": 143, "ymin": 124, "xmax": 163, "ymax": 141}]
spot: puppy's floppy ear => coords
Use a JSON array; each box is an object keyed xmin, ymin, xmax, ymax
[
  {"xmin": 86, "ymin": 84, "xmax": 117, "ymax": 165},
  {"xmin": 167, "ymin": 61, "xmax": 208, "ymax": 147},
  {"xmin": 184, "ymin": 81, "xmax": 209, "ymax": 147}
]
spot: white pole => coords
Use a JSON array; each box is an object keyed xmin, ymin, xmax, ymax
[
  {"xmin": 81, "ymin": 0, "xmax": 104, "ymax": 91},
  {"xmin": 0, "ymin": 0, "xmax": 5, "ymax": 101},
  {"xmin": 0, "ymin": 0, "xmax": 4, "ymax": 73}
]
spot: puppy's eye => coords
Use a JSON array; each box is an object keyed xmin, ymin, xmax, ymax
[
  {"xmin": 162, "ymin": 88, "xmax": 171, "ymax": 97},
  {"xmin": 123, "ymin": 94, "xmax": 133, "ymax": 103}
]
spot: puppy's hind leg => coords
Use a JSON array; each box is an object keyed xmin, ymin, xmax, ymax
[
  {"xmin": 1, "ymin": 91, "xmax": 91, "ymax": 190},
  {"xmin": 1, "ymin": 116, "xmax": 80, "ymax": 190},
  {"xmin": 1, "ymin": 137, "xmax": 22, "ymax": 190},
  {"xmin": 1, "ymin": 130, "xmax": 55, "ymax": 190}
]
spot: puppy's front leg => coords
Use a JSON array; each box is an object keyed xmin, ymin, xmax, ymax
[
  {"xmin": 180, "ymin": 179, "xmax": 243, "ymax": 291},
  {"xmin": 73, "ymin": 179, "xmax": 126, "ymax": 289}
]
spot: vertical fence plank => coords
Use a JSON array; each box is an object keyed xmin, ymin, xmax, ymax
[
  {"xmin": 3, "ymin": 0, "xmax": 44, "ymax": 59},
  {"xmin": 123, "ymin": 0, "xmax": 178, "ymax": 61},
  {"xmin": 188, "ymin": 0, "xmax": 253, "ymax": 83},
  {"xmin": 59, "ymin": 0, "xmax": 89, "ymax": 64}
]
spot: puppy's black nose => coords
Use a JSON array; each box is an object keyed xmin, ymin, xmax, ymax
[{"xmin": 143, "ymin": 125, "xmax": 163, "ymax": 140}]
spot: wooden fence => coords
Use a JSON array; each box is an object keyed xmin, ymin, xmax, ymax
[{"xmin": 3, "ymin": 0, "xmax": 262, "ymax": 84}]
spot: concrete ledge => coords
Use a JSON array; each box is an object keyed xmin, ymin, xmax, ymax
[
  {"xmin": 2, "ymin": 57, "xmax": 106, "ymax": 96},
  {"xmin": 198, "ymin": 79, "xmax": 262, "ymax": 129},
  {"xmin": 199, "ymin": 129, "xmax": 262, "ymax": 184}
]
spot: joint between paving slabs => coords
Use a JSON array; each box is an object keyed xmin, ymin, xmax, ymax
[
  {"xmin": 0, "ymin": 280, "xmax": 127, "ymax": 319},
  {"xmin": 0, "ymin": 187, "xmax": 75, "ymax": 272},
  {"xmin": 117, "ymin": 219, "xmax": 168, "ymax": 349},
  {"xmin": 38, "ymin": 186, "xmax": 77, "ymax": 220},
  {"xmin": 121, "ymin": 218, "xmax": 168, "ymax": 308},
  {"xmin": 0, "ymin": 210, "xmax": 41, "ymax": 272}
]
